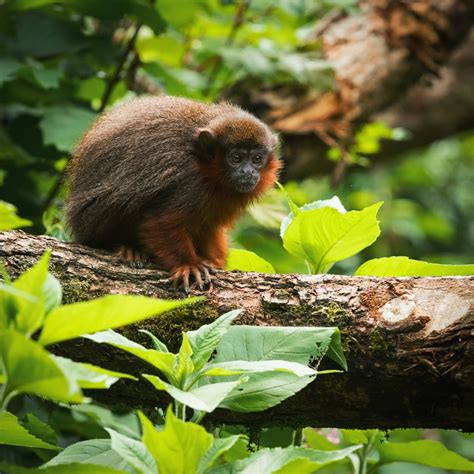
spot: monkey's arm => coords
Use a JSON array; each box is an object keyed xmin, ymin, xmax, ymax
[
  {"xmin": 140, "ymin": 215, "xmax": 211, "ymax": 292},
  {"xmin": 196, "ymin": 225, "xmax": 228, "ymax": 269}
]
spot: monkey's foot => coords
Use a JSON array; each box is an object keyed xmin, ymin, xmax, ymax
[
  {"xmin": 116, "ymin": 246, "xmax": 148, "ymax": 269},
  {"xmin": 172, "ymin": 264, "xmax": 213, "ymax": 294}
]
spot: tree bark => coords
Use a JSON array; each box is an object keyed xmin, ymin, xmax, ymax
[{"xmin": 1, "ymin": 231, "xmax": 473, "ymax": 430}]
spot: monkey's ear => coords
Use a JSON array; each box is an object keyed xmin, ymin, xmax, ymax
[{"xmin": 197, "ymin": 128, "xmax": 215, "ymax": 153}]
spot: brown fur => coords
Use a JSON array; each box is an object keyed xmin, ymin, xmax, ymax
[{"xmin": 65, "ymin": 95, "xmax": 281, "ymax": 278}]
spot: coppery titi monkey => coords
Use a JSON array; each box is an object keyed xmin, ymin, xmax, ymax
[{"xmin": 65, "ymin": 96, "xmax": 281, "ymax": 291}]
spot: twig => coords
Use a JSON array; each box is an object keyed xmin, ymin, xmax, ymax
[
  {"xmin": 42, "ymin": 23, "xmax": 142, "ymax": 215},
  {"xmin": 316, "ymin": 130, "xmax": 351, "ymax": 188},
  {"xmin": 203, "ymin": 0, "xmax": 251, "ymax": 97}
]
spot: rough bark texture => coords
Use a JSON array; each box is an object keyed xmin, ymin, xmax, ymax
[
  {"xmin": 1, "ymin": 231, "xmax": 473, "ymax": 430},
  {"xmin": 230, "ymin": 1, "xmax": 474, "ymax": 180}
]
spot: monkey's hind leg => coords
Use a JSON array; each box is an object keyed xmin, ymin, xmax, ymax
[{"xmin": 115, "ymin": 245, "xmax": 148, "ymax": 269}]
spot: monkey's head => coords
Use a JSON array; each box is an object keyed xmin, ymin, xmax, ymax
[{"xmin": 197, "ymin": 112, "xmax": 280, "ymax": 194}]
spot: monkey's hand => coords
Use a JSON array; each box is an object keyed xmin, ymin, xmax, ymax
[{"xmin": 172, "ymin": 263, "xmax": 213, "ymax": 294}]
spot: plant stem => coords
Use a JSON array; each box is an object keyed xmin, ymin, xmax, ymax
[{"xmin": 293, "ymin": 427, "xmax": 303, "ymax": 446}]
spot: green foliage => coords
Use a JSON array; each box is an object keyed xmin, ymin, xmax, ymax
[
  {"xmin": 355, "ymin": 256, "xmax": 474, "ymax": 276},
  {"xmin": 282, "ymin": 200, "xmax": 383, "ymax": 273},
  {"xmin": 0, "ymin": 201, "xmax": 32, "ymax": 230},
  {"xmin": 225, "ymin": 249, "xmax": 275, "ymax": 273},
  {"xmin": 0, "ymin": 412, "xmax": 59, "ymax": 450},
  {"xmin": 88, "ymin": 310, "xmax": 342, "ymax": 418}
]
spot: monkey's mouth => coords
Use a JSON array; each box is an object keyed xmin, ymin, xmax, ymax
[{"xmin": 232, "ymin": 177, "xmax": 259, "ymax": 193}]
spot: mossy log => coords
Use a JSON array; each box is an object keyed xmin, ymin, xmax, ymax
[{"xmin": 1, "ymin": 231, "xmax": 473, "ymax": 430}]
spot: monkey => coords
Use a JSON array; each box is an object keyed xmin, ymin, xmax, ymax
[{"xmin": 65, "ymin": 95, "xmax": 281, "ymax": 292}]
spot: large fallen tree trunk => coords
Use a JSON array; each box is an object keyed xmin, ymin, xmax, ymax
[{"xmin": 1, "ymin": 231, "xmax": 473, "ymax": 430}]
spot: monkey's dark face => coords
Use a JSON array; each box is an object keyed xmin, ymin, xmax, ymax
[{"xmin": 224, "ymin": 146, "xmax": 269, "ymax": 193}]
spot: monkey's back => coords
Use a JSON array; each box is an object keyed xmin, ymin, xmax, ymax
[{"xmin": 65, "ymin": 96, "xmax": 233, "ymax": 248}]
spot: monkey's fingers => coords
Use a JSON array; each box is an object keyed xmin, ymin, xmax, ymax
[
  {"xmin": 199, "ymin": 265, "xmax": 212, "ymax": 284},
  {"xmin": 172, "ymin": 267, "xmax": 191, "ymax": 294},
  {"xmin": 191, "ymin": 267, "xmax": 205, "ymax": 291}
]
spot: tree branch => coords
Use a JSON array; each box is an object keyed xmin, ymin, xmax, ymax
[{"xmin": 1, "ymin": 231, "xmax": 473, "ymax": 430}]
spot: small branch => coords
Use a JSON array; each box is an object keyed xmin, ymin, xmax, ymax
[
  {"xmin": 99, "ymin": 23, "xmax": 143, "ymax": 112},
  {"xmin": 204, "ymin": 0, "xmax": 251, "ymax": 97}
]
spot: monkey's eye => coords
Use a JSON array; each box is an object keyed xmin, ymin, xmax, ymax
[
  {"xmin": 230, "ymin": 153, "xmax": 243, "ymax": 165},
  {"xmin": 252, "ymin": 154, "xmax": 263, "ymax": 165}
]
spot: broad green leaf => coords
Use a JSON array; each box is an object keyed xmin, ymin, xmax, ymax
[
  {"xmin": 31, "ymin": 66, "xmax": 63, "ymax": 89},
  {"xmin": 213, "ymin": 326, "xmax": 346, "ymax": 369},
  {"xmin": 143, "ymin": 374, "xmax": 242, "ymax": 412},
  {"xmin": 42, "ymin": 272, "xmax": 62, "ymax": 315},
  {"xmin": 85, "ymin": 330, "xmax": 176, "ymax": 380},
  {"xmin": 188, "ymin": 309, "xmax": 242, "ymax": 371},
  {"xmin": 280, "ymin": 196, "xmax": 346, "ymax": 238},
  {"xmin": 197, "ymin": 435, "xmax": 245, "ymax": 474},
  {"xmin": 0, "ymin": 412, "xmax": 59, "ymax": 449},
  {"xmin": 139, "ymin": 408, "xmax": 213, "ymax": 474},
  {"xmin": 203, "ymin": 360, "xmax": 316, "ymax": 377},
  {"xmin": 283, "ymin": 202, "xmax": 383, "ymax": 273},
  {"xmin": 40, "ymin": 106, "xmax": 97, "ymax": 152},
  {"xmin": 0, "ymin": 330, "xmax": 84, "ymax": 407},
  {"xmin": 175, "ymin": 332, "xmax": 194, "ymax": 384},
  {"xmin": 303, "ymin": 428, "xmax": 338, "ymax": 451},
  {"xmin": 0, "ymin": 200, "xmax": 32, "ymax": 230},
  {"xmin": 341, "ymin": 429, "xmax": 377, "ymax": 445},
  {"xmin": 71, "ymin": 405, "xmax": 141, "ymax": 440},
  {"xmin": 139, "ymin": 329, "xmax": 169, "ymax": 352},
  {"xmin": 355, "ymin": 256, "xmax": 474, "ymax": 276},
  {"xmin": 219, "ymin": 372, "xmax": 314, "ymax": 412},
  {"xmin": 226, "ymin": 249, "xmax": 275, "ymax": 273},
  {"xmin": 52, "ymin": 355, "xmax": 137, "ymax": 389},
  {"xmin": 11, "ymin": 251, "xmax": 50, "ymax": 335},
  {"xmin": 43, "ymin": 439, "xmax": 132, "ymax": 472},
  {"xmin": 39, "ymin": 295, "xmax": 199, "ymax": 346},
  {"xmin": 0, "ymin": 463, "xmax": 126, "ymax": 474},
  {"xmin": 378, "ymin": 440, "xmax": 474, "ymax": 471},
  {"xmin": 209, "ymin": 445, "xmax": 361, "ymax": 474},
  {"xmin": 106, "ymin": 428, "xmax": 157, "ymax": 474},
  {"xmin": 23, "ymin": 413, "xmax": 58, "ymax": 447}
]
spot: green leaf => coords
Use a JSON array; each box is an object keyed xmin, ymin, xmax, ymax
[
  {"xmin": 213, "ymin": 326, "xmax": 345, "ymax": 368},
  {"xmin": 283, "ymin": 202, "xmax": 383, "ymax": 273},
  {"xmin": 197, "ymin": 435, "xmax": 245, "ymax": 474},
  {"xmin": 303, "ymin": 428, "xmax": 338, "ymax": 451},
  {"xmin": 31, "ymin": 67, "xmax": 63, "ymax": 89},
  {"xmin": 209, "ymin": 445, "xmax": 361, "ymax": 474},
  {"xmin": 85, "ymin": 330, "xmax": 176, "ymax": 381},
  {"xmin": 71, "ymin": 405, "xmax": 141, "ymax": 440},
  {"xmin": 355, "ymin": 256, "xmax": 474, "ymax": 276},
  {"xmin": 175, "ymin": 332, "xmax": 194, "ymax": 384},
  {"xmin": 0, "ymin": 412, "xmax": 59, "ymax": 450},
  {"xmin": 43, "ymin": 439, "xmax": 132, "ymax": 472},
  {"xmin": 0, "ymin": 201, "xmax": 32, "ymax": 230},
  {"xmin": 5, "ymin": 251, "xmax": 50, "ymax": 335},
  {"xmin": 203, "ymin": 360, "xmax": 316, "ymax": 377},
  {"xmin": 0, "ymin": 463, "xmax": 126, "ymax": 474},
  {"xmin": 188, "ymin": 309, "xmax": 242, "ymax": 371},
  {"xmin": 143, "ymin": 374, "xmax": 243, "ymax": 412},
  {"xmin": 106, "ymin": 428, "xmax": 157, "ymax": 474},
  {"xmin": 378, "ymin": 440, "xmax": 474, "ymax": 471},
  {"xmin": 218, "ymin": 372, "xmax": 314, "ymax": 412},
  {"xmin": 280, "ymin": 196, "xmax": 346, "ymax": 239},
  {"xmin": 139, "ymin": 329, "xmax": 169, "ymax": 352},
  {"xmin": 39, "ymin": 295, "xmax": 199, "ymax": 346},
  {"xmin": 52, "ymin": 355, "xmax": 137, "ymax": 389},
  {"xmin": 226, "ymin": 249, "xmax": 275, "ymax": 273},
  {"xmin": 39, "ymin": 106, "xmax": 97, "ymax": 152},
  {"xmin": 139, "ymin": 408, "xmax": 213, "ymax": 474},
  {"xmin": 23, "ymin": 413, "xmax": 58, "ymax": 447},
  {"xmin": 0, "ymin": 330, "xmax": 84, "ymax": 407}
]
